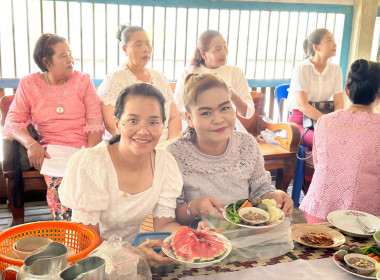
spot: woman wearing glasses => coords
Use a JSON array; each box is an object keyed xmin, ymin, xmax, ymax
[
  {"xmin": 59, "ymin": 83, "xmax": 209, "ymax": 268},
  {"xmin": 98, "ymin": 25, "xmax": 181, "ymax": 142}
]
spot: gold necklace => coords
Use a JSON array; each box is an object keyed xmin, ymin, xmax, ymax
[
  {"xmin": 116, "ymin": 146, "xmax": 145, "ymax": 198},
  {"xmin": 45, "ymin": 72, "xmax": 66, "ymax": 114}
]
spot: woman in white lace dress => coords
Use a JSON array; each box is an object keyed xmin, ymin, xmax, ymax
[
  {"xmin": 166, "ymin": 73, "xmax": 293, "ymax": 225},
  {"xmin": 98, "ymin": 25, "xmax": 181, "ymax": 142},
  {"xmin": 59, "ymin": 83, "xmax": 183, "ymax": 268}
]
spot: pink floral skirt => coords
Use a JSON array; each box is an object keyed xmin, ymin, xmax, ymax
[{"xmin": 43, "ymin": 175, "xmax": 72, "ymax": 221}]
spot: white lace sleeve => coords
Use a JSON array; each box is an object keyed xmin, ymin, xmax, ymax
[
  {"xmin": 59, "ymin": 144, "xmax": 110, "ymax": 212},
  {"xmin": 152, "ymin": 150, "xmax": 183, "ymax": 218},
  {"xmin": 71, "ymin": 209, "xmax": 100, "ymax": 226},
  {"xmin": 97, "ymin": 75, "xmax": 124, "ymax": 106},
  {"xmin": 247, "ymin": 135, "xmax": 276, "ymax": 198}
]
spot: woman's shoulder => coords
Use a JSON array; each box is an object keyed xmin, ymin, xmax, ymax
[
  {"xmin": 232, "ymin": 131, "xmax": 256, "ymax": 144},
  {"xmin": 148, "ymin": 68, "xmax": 168, "ymax": 82},
  {"xmin": 165, "ymin": 138, "xmax": 192, "ymax": 156},
  {"xmin": 322, "ymin": 109, "xmax": 380, "ymax": 123}
]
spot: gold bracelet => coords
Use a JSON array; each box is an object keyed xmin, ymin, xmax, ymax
[{"xmin": 26, "ymin": 140, "xmax": 37, "ymax": 150}]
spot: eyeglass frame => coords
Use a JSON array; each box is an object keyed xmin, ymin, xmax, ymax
[{"xmin": 120, "ymin": 119, "xmax": 164, "ymax": 133}]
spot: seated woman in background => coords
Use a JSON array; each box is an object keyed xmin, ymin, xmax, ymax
[
  {"xmin": 287, "ymin": 28, "xmax": 344, "ymax": 149},
  {"xmin": 174, "ymin": 30, "xmax": 254, "ymax": 120},
  {"xmin": 166, "ymin": 73, "xmax": 293, "ymax": 225},
  {"xmin": 59, "ymin": 83, "xmax": 210, "ymax": 267},
  {"xmin": 3, "ymin": 33, "xmax": 104, "ymax": 221},
  {"xmin": 300, "ymin": 59, "xmax": 380, "ymax": 223},
  {"xmin": 98, "ymin": 25, "xmax": 181, "ymax": 142}
]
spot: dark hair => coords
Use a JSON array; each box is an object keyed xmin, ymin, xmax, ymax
[
  {"xmin": 305, "ymin": 28, "xmax": 330, "ymax": 58},
  {"xmin": 116, "ymin": 24, "xmax": 145, "ymax": 46},
  {"xmin": 110, "ymin": 83, "xmax": 167, "ymax": 144},
  {"xmin": 190, "ymin": 30, "xmax": 223, "ymax": 67},
  {"xmin": 33, "ymin": 33, "xmax": 67, "ymax": 72},
  {"xmin": 182, "ymin": 73, "xmax": 229, "ymax": 142},
  {"xmin": 302, "ymin": 38, "xmax": 309, "ymax": 59},
  {"xmin": 346, "ymin": 59, "xmax": 380, "ymax": 105}
]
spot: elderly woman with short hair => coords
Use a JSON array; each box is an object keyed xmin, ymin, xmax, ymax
[{"xmin": 3, "ymin": 33, "xmax": 104, "ymax": 221}]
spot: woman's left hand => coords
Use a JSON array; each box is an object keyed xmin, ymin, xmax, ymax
[
  {"xmin": 197, "ymin": 221, "xmax": 222, "ymax": 234},
  {"xmin": 137, "ymin": 239, "xmax": 178, "ymax": 268},
  {"xmin": 271, "ymin": 190, "xmax": 294, "ymax": 217}
]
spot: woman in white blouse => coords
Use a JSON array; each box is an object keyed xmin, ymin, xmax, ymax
[
  {"xmin": 59, "ymin": 83, "xmax": 183, "ymax": 268},
  {"xmin": 98, "ymin": 25, "xmax": 181, "ymax": 142},
  {"xmin": 287, "ymin": 28, "xmax": 344, "ymax": 149},
  {"xmin": 174, "ymin": 30, "xmax": 255, "ymax": 120}
]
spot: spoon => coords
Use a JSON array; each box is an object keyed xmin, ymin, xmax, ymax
[{"xmin": 356, "ymin": 217, "xmax": 376, "ymax": 234}]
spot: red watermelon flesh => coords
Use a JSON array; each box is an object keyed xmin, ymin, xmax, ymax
[{"xmin": 171, "ymin": 226, "xmax": 227, "ymax": 262}]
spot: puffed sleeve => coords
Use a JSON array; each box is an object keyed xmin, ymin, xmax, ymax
[
  {"xmin": 82, "ymin": 75, "xmax": 104, "ymax": 133},
  {"xmin": 3, "ymin": 77, "xmax": 33, "ymax": 136},
  {"xmin": 332, "ymin": 65, "xmax": 343, "ymax": 95},
  {"xmin": 97, "ymin": 74, "xmax": 124, "ymax": 106},
  {"xmin": 152, "ymin": 149, "xmax": 183, "ymax": 218},
  {"xmin": 232, "ymin": 66, "xmax": 255, "ymax": 118},
  {"xmin": 59, "ymin": 144, "xmax": 110, "ymax": 225},
  {"xmin": 246, "ymin": 134, "xmax": 276, "ymax": 198}
]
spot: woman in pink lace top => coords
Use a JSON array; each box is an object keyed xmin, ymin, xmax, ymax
[
  {"xmin": 3, "ymin": 33, "xmax": 104, "ymax": 221},
  {"xmin": 300, "ymin": 59, "xmax": 380, "ymax": 223}
]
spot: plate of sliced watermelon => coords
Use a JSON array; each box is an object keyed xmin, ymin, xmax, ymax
[
  {"xmin": 162, "ymin": 226, "xmax": 232, "ymax": 268},
  {"xmin": 222, "ymin": 198, "xmax": 285, "ymax": 229}
]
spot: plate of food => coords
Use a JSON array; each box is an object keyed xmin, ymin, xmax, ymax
[
  {"xmin": 222, "ymin": 197, "xmax": 284, "ymax": 229},
  {"xmin": 162, "ymin": 226, "xmax": 232, "ymax": 268},
  {"xmin": 327, "ymin": 210, "xmax": 380, "ymax": 237},
  {"xmin": 333, "ymin": 248, "xmax": 380, "ymax": 279},
  {"xmin": 291, "ymin": 223, "xmax": 345, "ymax": 248}
]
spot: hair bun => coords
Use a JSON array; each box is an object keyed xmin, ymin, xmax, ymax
[
  {"xmin": 350, "ymin": 59, "xmax": 370, "ymax": 80},
  {"xmin": 116, "ymin": 24, "xmax": 129, "ymax": 42}
]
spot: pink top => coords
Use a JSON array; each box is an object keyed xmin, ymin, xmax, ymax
[
  {"xmin": 300, "ymin": 110, "xmax": 380, "ymax": 219},
  {"xmin": 3, "ymin": 71, "xmax": 104, "ymax": 148}
]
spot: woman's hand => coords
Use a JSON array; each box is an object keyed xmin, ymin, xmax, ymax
[
  {"xmin": 197, "ymin": 221, "xmax": 222, "ymax": 234},
  {"xmin": 191, "ymin": 197, "xmax": 225, "ymax": 220},
  {"xmin": 137, "ymin": 239, "xmax": 178, "ymax": 268},
  {"xmin": 229, "ymin": 88, "xmax": 248, "ymax": 117},
  {"xmin": 269, "ymin": 190, "xmax": 294, "ymax": 217},
  {"xmin": 27, "ymin": 142, "xmax": 50, "ymax": 170}
]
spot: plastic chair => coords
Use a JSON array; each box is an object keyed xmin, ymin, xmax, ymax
[{"xmin": 274, "ymin": 84, "xmax": 304, "ymax": 207}]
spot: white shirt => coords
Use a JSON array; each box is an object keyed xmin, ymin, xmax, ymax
[
  {"xmin": 174, "ymin": 64, "xmax": 255, "ymax": 119},
  {"xmin": 59, "ymin": 141, "xmax": 183, "ymax": 244},
  {"xmin": 287, "ymin": 59, "xmax": 343, "ymax": 110},
  {"xmin": 97, "ymin": 65, "xmax": 175, "ymax": 142}
]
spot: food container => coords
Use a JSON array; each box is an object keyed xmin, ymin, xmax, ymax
[
  {"xmin": 13, "ymin": 237, "xmax": 52, "ymax": 260},
  {"xmin": 344, "ymin": 253, "xmax": 377, "ymax": 275},
  {"xmin": 238, "ymin": 207, "xmax": 270, "ymax": 225}
]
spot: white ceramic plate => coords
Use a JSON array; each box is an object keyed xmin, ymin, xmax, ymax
[
  {"xmin": 291, "ymin": 223, "xmax": 345, "ymax": 248},
  {"xmin": 327, "ymin": 210, "xmax": 380, "ymax": 237},
  {"xmin": 222, "ymin": 204, "xmax": 285, "ymax": 229},
  {"xmin": 162, "ymin": 231, "xmax": 231, "ymax": 268},
  {"xmin": 333, "ymin": 254, "xmax": 378, "ymax": 279}
]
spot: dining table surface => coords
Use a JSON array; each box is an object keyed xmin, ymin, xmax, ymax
[{"xmin": 152, "ymin": 220, "xmax": 379, "ymax": 280}]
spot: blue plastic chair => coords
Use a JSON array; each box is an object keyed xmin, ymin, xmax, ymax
[{"xmin": 274, "ymin": 84, "xmax": 304, "ymax": 207}]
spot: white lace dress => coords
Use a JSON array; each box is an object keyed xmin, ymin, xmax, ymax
[
  {"xmin": 166, "ymin": 131, "xmax": 275, "ymax": 207},
  {"xmin": 58, "ymin": 141, "xmax": 183, "ymax": 244},
  {"xmin": 97, "ymin": 66, "xmax": 175, "ymax": 142}
]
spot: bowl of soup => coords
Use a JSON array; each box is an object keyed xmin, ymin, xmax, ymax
[
  {"xmin": 238, "ymin": 207, "xmax": 270, "ymax": 225},
  {"xmin": 344, "ymin": 253, "xmax": 377, "ymax": 275}
]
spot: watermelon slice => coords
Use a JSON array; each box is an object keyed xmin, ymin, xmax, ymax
[{"xmin": 170, "ymin": 226, "xmax": 226, "ymax": 263}]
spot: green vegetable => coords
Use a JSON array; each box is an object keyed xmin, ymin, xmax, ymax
[
  {"xmin": 226, "ymin": 202, "xmax": 241, "ymax": 224},
  {"xmin": 235, "ymin": 199, "xmax": 247, "ymax": 210},
  {"xmin": 362, "ymin": 246, "xmax": 380, "ymax": 257}
]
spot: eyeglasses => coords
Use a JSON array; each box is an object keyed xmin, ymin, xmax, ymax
[{"xmin": 120, "ymin": 119, "xmax": 163, "ymax": 133}]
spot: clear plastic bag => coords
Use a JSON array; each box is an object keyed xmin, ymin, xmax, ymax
[
  {"xmin": 257, "ymin": 128, "xmax": 281, "ymax": 145},
  {"xmin": 89, "ymin": 235, "xmax": 152, "ymax": 280}
]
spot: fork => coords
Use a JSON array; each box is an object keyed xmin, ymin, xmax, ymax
[{"xmin": 356, "ymin": 217, "xmax": 376, "ymax": 234}]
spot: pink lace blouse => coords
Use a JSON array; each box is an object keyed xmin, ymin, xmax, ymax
[
  {"xmin": 300, "ymin": 110, "xmax": 380, "ymax": 219},
  {"xmin": 3, "ymin": 71, "xmax": 104, "ymax": 148}
]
